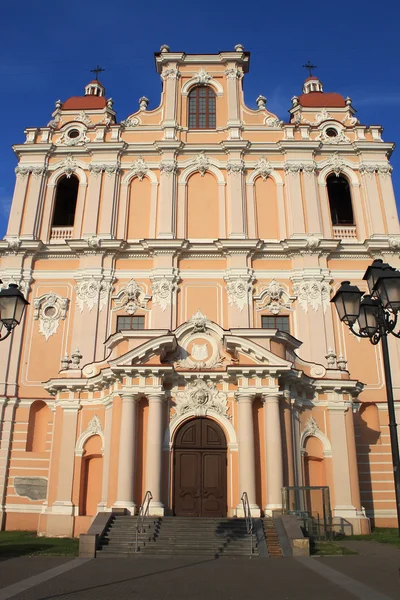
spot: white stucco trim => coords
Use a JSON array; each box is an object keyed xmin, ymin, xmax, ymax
[
  {"xmin": 165, "ymin": 411, "xmax": 238, "ymax": 450},
  {"xmin": 300, "ymin": 429, "xmax": 332, "ymax": 458},
  {"xmin": 121, "ymin": 169, "xmax": 158, "ymax": 186},
  {"xmin": 317, "ymin": 164, "xmax": 359, "ymax": 187},
  {"xmin": 246, "ymin": 169, "xmax": 284, "ymax": 186},
  {"xmin": 178, "ymin": 163, "xmax": 226, "ymax": 186},
  {"xmin": 181, "ymin": 78, "xmax": 224, "ymax": 96},
  {"xmin": 48, "ymin": 166, "xmax": 88, "ymax": 187},
  {"xmin": 75, "ymin": 431, "xmax": 104, "ymax": 456}
]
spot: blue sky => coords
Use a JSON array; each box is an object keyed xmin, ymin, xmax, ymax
[{"xmin": 1, "ymin": 0, "xmax": 400, "ymax": 238}]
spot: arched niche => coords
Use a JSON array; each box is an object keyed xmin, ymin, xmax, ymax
[
  {"xmin": 127, "ymin": 176, "xmax": 152, "ymax": 240},
  {"xmin": 79, "ymin": 434, "xmax": 103, "ymax": 516},
  {"xmin": 254, "ymin": 176, "xmax": 279, "ymax": 239},
  {"xmin": 26, "ymin": 400, "xmax": 51, "ymax": 453},
  {"xmin": 187, "ymin": 171, "xmax": 219, "ymax": 239},
  {"xmin": 303, "ymin": 436, "xmax": 327, "ymax": 519}
]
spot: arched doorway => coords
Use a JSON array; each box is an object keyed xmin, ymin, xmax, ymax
[{"xmin": 173, "ymin": 417, "xmax": 227, "ymax": 517}]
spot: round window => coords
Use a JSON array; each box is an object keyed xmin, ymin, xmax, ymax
[
  {"xmin": 44, "ymin": 306, "xmax": 57, "ymax": 318},
  {"xmin": 67, "ymin": 129, "xmax": 80, "ymax": 139},
  {"xmin": 326, "ymin": 127, "xmax": 338, "ymax": 138}
]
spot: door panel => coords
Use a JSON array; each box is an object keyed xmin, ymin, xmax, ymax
[
  {"xmin": 202, "ymin": 452, "xmax": 226, "ymax": 517},
  {"xmin": 174, "ymin": 417, "xmax": 227, "ymax": 517},
  {"xmin": 174, "ymin": 451, "xmax": 201, "ymax": 516}
]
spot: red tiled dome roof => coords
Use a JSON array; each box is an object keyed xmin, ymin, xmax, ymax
[
  {"xmin": 62, "ymin": 96, "xmax": 107, "ymax": 110},
  {"xmin": 298, "ymin": 92, "xmax": 346, "ymax": 108}
]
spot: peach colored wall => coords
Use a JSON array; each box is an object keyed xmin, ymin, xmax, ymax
[
  {"xmin": 254, "ymin": 177, "xmax": 279, "ymax": 239},
  {"xmin": 127, "ymin": 177, "xmax": 151, "ymax": 239}
]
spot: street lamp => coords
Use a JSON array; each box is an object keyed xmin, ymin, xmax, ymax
[
  {"xmin": 0, "ymin": 281, "xmax": 29, "ymax": 342},
  {"xmin": 331, "ymin": 259, "xmax": 400, "ymax": 535}
]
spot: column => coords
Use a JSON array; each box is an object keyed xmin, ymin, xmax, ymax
[
  {"xmin": 6, "ymin": 173, "xmax": 29, "ymax": 237},
  {"xmin": 145, "ymin": 392, "xmax": 165, "ymax": 515},
  {"xmin": 98, "ymin": 169, "xmax": 119, "ymax": 238},
  {"xmin": 328, "ymin": 404, "xmax": 359, "ymax": 522},
  {"xmin": 378, "ymin": 173, "xmax": 400, "ymax": 235},
  {"xmin": 264, "ymin": 394, "xmax": 284, "ymax": 515},
  {"xmin": 47, "ymin": 404, "xmax": 80, "ymax": 537},
  {"xmin": 82, "ymin": 172, "xmax": 102, "ymax": 236},
  {"xmin": 20, "ymin": 171, "xmax": 46, "ymax": 239},
  {"xmin": 98, "ymin": 400, "xmax": 113, "ymax": 511},
  {"xmin": 361, "ymin": 172, "xmax": 385, "ymax": 235},
  {"xmin": 302, "ymin": 171, "xmax": 323, "ymax": 235},
  {"xmin": 236, "ymin": 393, "xmax": 260, "ymax": 515},
  {"xmin": 114, "ymin": 394, "xmax": 139, "ymax": 513}
]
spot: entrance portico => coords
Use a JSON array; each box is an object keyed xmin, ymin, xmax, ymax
[{"xmin": 42, "ymin": 311, "xmax": 369, "ymax": 535}]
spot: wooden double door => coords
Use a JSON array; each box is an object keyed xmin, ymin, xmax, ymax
[{"xmin": 173, "ymin": 417, "xmax": 227, "ymax": 517}]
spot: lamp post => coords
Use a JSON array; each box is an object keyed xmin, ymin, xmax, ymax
[
  {"xmin": 331, "ymin": 259, "xmax": 400, "ymax": 535},
  {"xmin": 0, "ymin": 281, "xmax": 29, "ymax": 342}
]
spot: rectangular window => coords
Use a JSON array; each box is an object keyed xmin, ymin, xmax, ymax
[
  {"xmin": 117, "ymin": 315, "xmax": 145, "ymax": 331},
  {"xmin": 261, "ymin": 315, "xmax": 290, "ymax": 333}
]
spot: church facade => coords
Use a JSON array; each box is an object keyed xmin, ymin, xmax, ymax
[{"xmin": 0, "ymin": 46, "xmax": 399, "ymax": 538}]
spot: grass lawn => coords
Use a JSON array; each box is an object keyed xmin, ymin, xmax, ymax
[
  {"xmin": 0, "ymin": 531, "xmax": 79, "ymax": 557},
  {"xmin": 311, "ymin": 541, "xmax": 357, "ymax": 556},
  {"xmin": 335, "ymin": 528, "xmax": 400, "ymax": 547}
]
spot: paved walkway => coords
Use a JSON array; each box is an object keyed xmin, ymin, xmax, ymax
[{"xmin": 0, "ymin": 550, "xmax": 398, "ymax": 600}]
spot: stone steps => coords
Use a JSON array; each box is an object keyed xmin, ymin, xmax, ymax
[{"xmin": 97, "ymin": 516, "xmax": 283, "ymax": 558}]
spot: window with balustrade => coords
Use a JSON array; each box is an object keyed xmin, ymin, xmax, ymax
[
  {"xmin": 50, "ymin": 175, "xmax": 79, "ymax": 240},
  {"xmin": 188, "ymin": 86, "xmax": 216, "ymax": 129},
  {"xmin": 327, "ymin": 174, "xmax": 354, "ymax": 225}
]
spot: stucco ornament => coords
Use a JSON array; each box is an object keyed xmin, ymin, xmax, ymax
[
  {"xmin": 120, "ymin": 116, "xmax": 140, "ymax": 128},
  {"xmin": 57, "ymin": 127, "xmax": 90, "ymax": 146},
  {"xmin": 226, "ymin": 160, "xmax": 245, "ymax": 175},
  {"xmin": 325, "ymin": 348, "xmax": 337, "ymax": 369},
  {"xmin": 327, "ymin": 152, "xmax": 346, "ymax": 177},
  {"xmin": 5, "ymin": 237, "xmax": 21, "ymax": 253},
  {"xmin": 389, "ymin": 236, "xmax": 400, "ymax": 250},
  {"xmin": 193, "ymin": 152, "xmax": 209, "ymax": 176},
  {"xmin": 74, "ymin": 111, "xmax": 93, "ymax": 127},
  {"xmin": 255, "ymin": 157, "xmax": 273, "ymax": 180},
  {"xmin": 360, "ymin": 163, "xmax": 393, "ymax": 178},
  {"xmin": 129, "ymin": 157, "xmax": 149, "ymax": 181},
  {"xmin": 343, "ymin": 111, "xmax": 359, "ymax": 126},
  {"xmin": 225, "ymin": 68, "xmax": 242, "ymax": 79},
  {"xmin": 292, "ymin": 278, "xmax": 332, "ymax": 313},
  {"xmin": 59, "ymin": 154, "xmax": 78, "ymax": 178},
  {"xmin": 162, "ymin": 68, "xmax": 181, "ymax": 80},
  {"xmin": 264, "ymin": 116, "xmax": 283, "ymax": 128},
  {"xmin": 305, "ymin": 416, "xmax": 319, "ymax": 436},
  {"xmin": 256, "ymin": 95, "xmax": 266, "ymax": 109},
  {"xmin": 194, "ymin": 67, "xmax": 212, "ymax": 85},
  {"xmin": 299, "ymin": 108, "xmax": 332, "ymax": 126},
  {"xmin": 1, "ymin": 276, "xmax": 31, "ymax": 298},
  {"xmin": 112, "ymin": 279, "xmax": 150, "ymax": 315},
  {"xmin": 87, "ymin": 414, "xmax": 103, "ymax": 435},
  {"xmin": 174, "ymin": 378, "xmax": 229, "ymax": 418},
  {"xmin": 306, "ymin": 235, "xmax": 320, "ymax": 249},
  {"xmin": 159, "ymin": 160, "xmax": 178, "ymax": 176},
  {"xmin": 15, "ymin": 165, "xmax": 46, "ymax": 179},
  {"xmin": 225, "ymin": 276, "xmax": 254, "ymax": 312},
  {"xmin": 34, "ymin": 292, "xmax": 69, "ymax": 341},
  {"xmin": 316, "ymin": 128, "xmax": 351, "ymax": 145},
  {"xmin": 254, "ymin": 280, "xmax": 293, "ymax": 315},
  {"xmin": 284, "ymin": 162, "xmax": 317, "ymax": 176},
  {"xmin": 189, "ymin": 309, "xmax": 208, "ymax": 333},
  {"xmin": 75, "ymin": 277, "xmax": 112, "ymax": 312},
  {"xmin": 151, "ymin": 277, "xmax": 176, "ymax": 312},
  {"xmin": 89, "ymin": 163, "xmax": 120, "ymax": 177}
]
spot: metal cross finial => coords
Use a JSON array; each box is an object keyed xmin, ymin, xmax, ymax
[
  {"xmin": 90, "ymin": 65, "xmax": 105, "ymax": 81},
  {"xmin": 302, "ymin": 61, "xmax": 317, "ymax": 77}
]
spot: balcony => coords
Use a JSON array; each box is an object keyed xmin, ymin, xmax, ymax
[
  {"xmin": 332, "ymin": 225, "xmax": 358, "ymax": 241},
  {"xmin": 50, "ymin": 226, "xmax": 73, "ymax": 243}
]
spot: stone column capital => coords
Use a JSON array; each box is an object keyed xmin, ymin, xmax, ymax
[
  {"xmin": 234, "ymin": 391, "xmax": 255, "ymax": 404},
  {"xmin": 147, "ymin": 391, "xmax": 166, "ymax": 404},
  {"xmin": 119, "ymin": 392, "xmax": 140, "ymax": 403},
  {"xmin": 261, "ymin": 390, "xmax": 282, "ymax": 404}
]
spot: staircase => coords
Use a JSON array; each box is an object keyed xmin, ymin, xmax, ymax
[{"xmin": 97, "ymin": 516, "xmax": 283, "ymax": 558}]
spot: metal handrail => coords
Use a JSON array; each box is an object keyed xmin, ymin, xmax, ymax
[
  {"xmin": 241, "ymin": 491, "xmax": 254, "ymax": 556},
  {"xmin": 135, "ymin": 490, "xmax": 152, "ymax": 552}
]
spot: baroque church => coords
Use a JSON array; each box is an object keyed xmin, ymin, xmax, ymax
[{"xmin": 0, "ymin": 45, "xmax": 399, "ymax": 538}]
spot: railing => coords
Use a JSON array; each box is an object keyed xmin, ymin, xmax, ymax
[
  {"xmin": 332, "ymin": 225, "xmax": 358, "ymax": 240},
  {"xmin": 135, "ymin": 490, "xmax": 152, "ymax": 552},
  {"xmin": 50, "ymin": 226, "xmax": 73, "ymax": 242},
  {"xmin": 241, "ymin": 491, "xmax": 254, "ymax": 556}
]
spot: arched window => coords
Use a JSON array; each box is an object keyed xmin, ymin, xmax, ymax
[
  {"xmin": 52, "ymin": 175, "xmax": 79, "ymax": 227},
  {"xmin": 188, "ymin": 87, "xmax": 216, "ymax": 129},
  {"xmin": 327, "ymin": 174, "xmax": 354, "ymax": 225}
]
